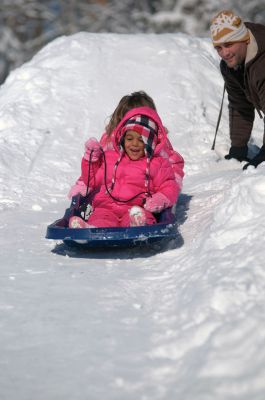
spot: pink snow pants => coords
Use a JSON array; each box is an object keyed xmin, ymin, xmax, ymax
[{"xmin": 86, "ymin": 206, "xmax": 156, "ymax": 228}]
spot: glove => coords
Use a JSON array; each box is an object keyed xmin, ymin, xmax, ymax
[
  {"xmin": 243, "ymin": 145, "xmax": 265, "ymax": 170},
  {"xmin": 224, "ymin": 145, "xmax": 249, "ymax": 162},
  {"xmin": 144, "ymin": 192, "xmax": 171, "ymax": 213},
  {"xmin": 68, "ymin": 180, "xmax": 89, "ymax": 199},
  {"xmin": 84, "ymin": 137, "xmax": 102, "ymax": 162}
]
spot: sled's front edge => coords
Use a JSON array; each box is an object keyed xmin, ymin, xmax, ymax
[{"xmin": 46, "ymin": 207, "xmax": 178, "ymax": 249}]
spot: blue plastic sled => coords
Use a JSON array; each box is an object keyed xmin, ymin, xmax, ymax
[{"xmin": 46, "ymin": 194, "xmax": 178, "ymax": 249}]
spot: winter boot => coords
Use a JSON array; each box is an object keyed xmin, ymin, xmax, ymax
[
  {"xmin": 69, "ymin": 216, "xmax": 89, "ymax": 229},
  {"xmin": 129, "ymin": 206, "xmax": 147, "ymax": 227}
]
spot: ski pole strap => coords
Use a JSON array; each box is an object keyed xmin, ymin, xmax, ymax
[{"xmin": 211, "ymin": 83, "xmax": 226, "ymax": 150}]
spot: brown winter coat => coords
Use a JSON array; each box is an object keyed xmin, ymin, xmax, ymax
[{"xmin": 220, "ymin": 22, "xmax": 265, "ymax": 147}]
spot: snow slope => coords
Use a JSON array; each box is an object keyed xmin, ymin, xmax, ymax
[{"xmin": 0, "ymin": 32, "xmax": 265, "ymax": 400}]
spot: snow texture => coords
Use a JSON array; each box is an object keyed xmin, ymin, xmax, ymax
[{"xmin": 0, "ymin": 32, "xmax": 265, "ymax": 400}]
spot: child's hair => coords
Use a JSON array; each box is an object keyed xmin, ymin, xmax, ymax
[{"xmin": 106, "ymin": 91, "xmax": 156, "ymax": 136}]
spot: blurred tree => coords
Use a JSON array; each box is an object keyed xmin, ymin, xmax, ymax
[
  {"xmin": 140, "ymin": 0, "xmax": 265, "ymax": 34},
  {"xmin": 0, "ymin": 52, "xmax": 9, "ymax": 84},
  {"xmin": 0, "ymin": 0, "xmax": 55, "ymax": 82},
  {"xmin": 0, "ymin": 0, "xmax": 264, "ymax": 83}
]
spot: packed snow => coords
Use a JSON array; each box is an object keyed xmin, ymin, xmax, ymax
[{"xmin": 0, "ymin": 32, "xmax": 265, "ymax": 400}]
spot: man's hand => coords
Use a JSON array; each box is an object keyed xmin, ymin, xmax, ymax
[
  {"xmin": 243, "ymin": 145, "xmax": 265, "ymax": 170},
  {"xmin": 224, "ymin": 145, "xmax": 249, "ymax": 162}
]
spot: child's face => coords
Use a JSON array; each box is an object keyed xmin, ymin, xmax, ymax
[{"xmin": 124, "ymin": 130, "xmax": 145, "ymax": 160}]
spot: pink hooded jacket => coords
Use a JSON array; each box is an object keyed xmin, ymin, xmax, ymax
[
  {"xmin": 81, "ymin": 107, "xmax": 181, "ymax": 213},
  {"xmin": 101, "ymin": 107, "xmax": 184, "ymax": 183},
  {"xmin": 69, "ymin": 107, "xmax": 184, "ymax": 198}
]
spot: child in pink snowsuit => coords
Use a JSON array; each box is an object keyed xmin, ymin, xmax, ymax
[
  {"xmin": 68, "ymin": 91, "xmax": 184, "ymax": 199},
  {"xmin": 69, "ymin": 107, "xmax": 181, "ymax": 228}
]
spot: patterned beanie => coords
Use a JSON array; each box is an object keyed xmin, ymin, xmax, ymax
[
  {"xmin": 108, "ymin": 115, "xmax": 158, "ymax": 194},
  {"xmin": 120, "ymin": 114, "xmax": 158, "ymax": 158},
  {"xmin": 210, "ymin": 10, "xmax": 249, "ymax": 46}
]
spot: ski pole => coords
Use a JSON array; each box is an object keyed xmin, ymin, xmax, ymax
[{"xmin": 211, "ymin": 83, "xmax": 226, "ymax": 150}]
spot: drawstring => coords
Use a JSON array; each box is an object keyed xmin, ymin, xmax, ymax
[
  {"xmin": 85, "ymin": 150, "xmax": 93, "ymax": 196},
  {"xmin": 78, "ymin": 150, "xmax": 94, "ymax": 220},
  {"xmin": 84, "ymin": 147, "xmax": 151, "ymax": 204},
  {"xmin": 101, "ymin": 150, "xmax": 151, "ymax": 203},
  {"xmin": 211, "ymin": 83, "xmax": 226, "ymax": 150}
]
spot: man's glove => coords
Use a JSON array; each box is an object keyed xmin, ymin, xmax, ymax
[
  {"xmin": 144, "ymin": 192, "xmax": 171, "ymax": 213},
  {"xmin": 224, "ymin": 145, "xmax": 249, "ymax": 162},
  {"xmin": 243, "ymin": 145, "xmax": 265, "ymax": 170},
  {"xmin": 84, "ymin": 137, "xmax": 102, "ymax": 162}
]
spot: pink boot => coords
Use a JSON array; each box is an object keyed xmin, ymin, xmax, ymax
[
  {"xmin": 129, "ymin": 206, "xmax": 147, "ymax": 227},
  {"xmin": 69, "ymin": 216, "xmax": 89, "ymax": 229}
]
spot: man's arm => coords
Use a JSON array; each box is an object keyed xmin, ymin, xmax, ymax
[{"xmin": 221, "ymin": 61, "xmax": 255, "ymax": 148}]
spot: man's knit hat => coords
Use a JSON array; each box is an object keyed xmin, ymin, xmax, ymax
[
  {"xmin": 210, "ymin": 10, "xmax": 249, "ymax": 46},
  {"xmin": 120, "ymin": 114, "xmax": 158, "ymax": 158}
]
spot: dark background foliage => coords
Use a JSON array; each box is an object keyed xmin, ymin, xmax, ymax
[{"xmin": 1, "ymin": 0, "xmax": 265, "ymax": 83}]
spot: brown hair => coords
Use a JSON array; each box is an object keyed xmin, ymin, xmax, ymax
[{"xmin": 105, "ymin": 91, "xmax": 156, "ymax": 136}]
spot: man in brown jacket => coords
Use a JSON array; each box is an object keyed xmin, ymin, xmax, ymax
[{"xmin": 210, "ymin": 10, "xmax": 265, "ymax": 169}]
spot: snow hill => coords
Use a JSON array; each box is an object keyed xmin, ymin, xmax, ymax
[{"xmin": 0, "ymin": 32, "xmax": 265, "ymax": 400}]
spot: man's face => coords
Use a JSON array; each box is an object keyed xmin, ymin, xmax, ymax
[{"xmin": 214, "ymin": 41, "xmax": 248, "ymax": 69}]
